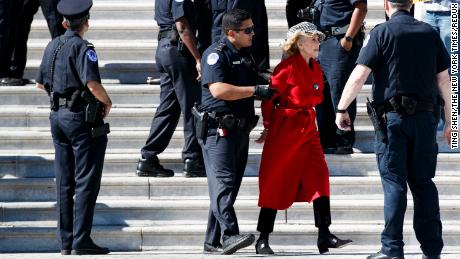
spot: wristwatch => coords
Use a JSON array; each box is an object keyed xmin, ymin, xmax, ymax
[
  {"xmin": 344, "ymin": 36, "xmax": 353, "ymax": 42},
  {"xmin": 337, "ymin": 109, "xmax": 347, "ymax": 113}
]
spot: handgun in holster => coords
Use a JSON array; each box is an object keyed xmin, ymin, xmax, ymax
[
  {"xmin": 191, "ymin": 104, "xmax": 208, "ymax": 140},
  {"xmin": 80, "ymin": 90, "xmax": 103, "ymax": 124},
  {"xmin": 366, "ymin": 98, "xmax": 388, "ymax": 143}
]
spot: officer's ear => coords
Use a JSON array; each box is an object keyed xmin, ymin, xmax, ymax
[{"xmin": 62, "ymin": 20, "xmax": 69, "ymax": 30}]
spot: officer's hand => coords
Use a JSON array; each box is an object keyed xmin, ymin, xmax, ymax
[
  {"xmin": 255, "ymin": 128, "xmax": 268, "ymax": 144},
  {"xmin": 340, "ymin": 38, "xmax": 352, "ymax": 52},
  {"xmin": 443, "ymin": 122, "xmax": 453, "ymax": 146},
  {"xmin": 196, "ymin": 60, "xmax": 202, "ymax": 81},
  {"xmin": 335, "ymin": 111, "xmax": 352, "ymax": 131},
  {"xmin": 102, "ymin": 102, "xmax": 112, "ymax": 119},
  {"xmin": 254, "ymin": 85, "xmax": 277, "ymax": 100}
]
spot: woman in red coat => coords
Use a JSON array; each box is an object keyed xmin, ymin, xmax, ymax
[{"xmin": 254, "ymin": 22, "xmax": 352, "ymax": 255}]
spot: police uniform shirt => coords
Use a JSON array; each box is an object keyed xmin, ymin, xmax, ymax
[
  {"xmin": 356, "ymin": 10, "xmax": 451, "ymax": 103},
  {"xmin": 320, "ymin": 0, "xmax": 367, "ymax": 28},
  {"xmin": 201, "ymin": 37, "xmax": 257, "ymax": 117},
  {"xmin": 155, "ymin": 0, "xmax": 196, "ymax": 33},
  {"xmin": 37, "ymin": 29, "xmax": 101, "ymax": 95}
]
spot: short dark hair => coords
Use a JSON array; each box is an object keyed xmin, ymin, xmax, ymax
[
  {"xmin": 222, "ymin": 9, "xmax": 251, "ymax": 35},
  {"xmin": 64, "ymin": 15, "xmax": 89, "ymax": 32},
  {"xmin": 388, "ymin": 1, "xmax": 412, "ymax": 10}
]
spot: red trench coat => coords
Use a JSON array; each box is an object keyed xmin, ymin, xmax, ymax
[{"xmin": 258, "ymin": 54, "xmax": 330, "ymax": 210}]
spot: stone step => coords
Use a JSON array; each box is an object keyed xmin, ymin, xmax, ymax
[
  {"xmin": 1, "ymin": 224, "xmax": 459, "ymax": 252},
  {"xmin": 1, "ymin": 176, "xmax": 460, "ymax": 202},
  {"xmin": 0, "ymin": 150, "xmax": 459, "ymax": 178},
  {"xmin": 23, "ymin": 60, "xmax": 156, "ymax": 84},
  {"xmin": 0, "ymin": 125, "xmax": 453, "ymax": 153},
  {"xmin": 31, "ymin": 0, "xmax": 386, "ymax": 23},
  {"xmin": 29, "ymin": 14, "xmax": 385, "ymax": 41},
  {"xmin": 0, "ymin": 84, "xmax": 374, "ymax": 106},
  {"xmin": 0, "ymin": 104, "xmax": 377, "ymax": 128}
]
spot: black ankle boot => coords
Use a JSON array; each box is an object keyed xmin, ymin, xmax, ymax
[
  {"xmin": 314, "ymin": 196, "xmax": 352, "ymax": 254},
  {"xmin": 317, "ymin": 230, "xmax": 353, "ymax": 254},
  {"xmin": 255, "ymin": 238, "xmax": 274, "ymax": 254}
]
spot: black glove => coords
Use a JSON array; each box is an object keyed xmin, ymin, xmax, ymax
[{"xmin": 254, "ymin": 85, "xmax": 276, "ymax": 100}]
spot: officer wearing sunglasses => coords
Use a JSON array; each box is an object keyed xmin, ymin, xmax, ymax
[{"xmin": 198, "ymin": 9, "xmax": 276, "ymax": 255}]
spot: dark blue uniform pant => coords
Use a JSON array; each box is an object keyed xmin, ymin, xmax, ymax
[
  {"xmin": 8, "ymin": 0, "xmax": 63, "ymax": 78},
  {"xmin": 141, "ymin": 38, "xmax": 202, "ymax": 162},
  {"xmin": 50, "ymin": 108, "xmax": 108, "ymax": 250},
  {"xmin": 0, "ymin": 0, "xmax": 12, "ymax": 77},
  {"xmin": 317, "ymin": 35, "xmax": 361, "ymax": 148},
  {"xmin": 376, "ymin": 112, "xmax": 443, "ymax": 257},
  {"xmin": 199, "ymin": 129, "xmax": 249, "ymax": 246}
]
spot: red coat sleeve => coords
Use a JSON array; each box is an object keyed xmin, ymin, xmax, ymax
[{"xmin": 262, "ymin": 61, "xmax": 292, "ymax": 128}]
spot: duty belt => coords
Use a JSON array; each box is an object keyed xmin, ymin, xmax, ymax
[
  {"xmin": 377, "ymin": 98, "xmax": 435, "ymax": 116},
  {"xmin": 157, "ymin": 30, "xmax": 179, "ymax": 45},
  {"xmin": 207, "ymin": 113, "xmax": 259, "ymax": 132}
]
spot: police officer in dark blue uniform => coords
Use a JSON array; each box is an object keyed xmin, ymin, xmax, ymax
[
  {"xmin": 136, "ymin": 0, "xmax": 205, "ymax": 178},
  {"xmin": 36, "ymin": 0, "xmax": 112, "ymax": 255},
  {"xmin": 335, "ymin": 0, "xmax": 452, "ymax": 258},
  {"xmin": 316, "ymin": 0, "xmax": 368, "ymax": 154},
  {"xmin": 199, "ymin": 9, "xmax": 275, "ymax": 255}
]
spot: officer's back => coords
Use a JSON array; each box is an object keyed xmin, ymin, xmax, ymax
[{"xmin": 366, "ymin": 11, "xmax": 446, "ymax": 104}]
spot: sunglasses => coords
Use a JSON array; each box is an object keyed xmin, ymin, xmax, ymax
[{"xmin": 233, "ymin": 25, "xmax": 255, "ymax": 35}]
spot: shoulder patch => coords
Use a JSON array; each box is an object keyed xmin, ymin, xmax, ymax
[
  {"xmin": 86, "ymin": 49, "xmax": 98, "ymax": 62},
  {"xmin": 206, "ymin": 53, "xmax": 219, "ymax": 66}
]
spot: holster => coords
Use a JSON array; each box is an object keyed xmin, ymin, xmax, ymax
[
  {"xmin": 192, "ymin": 105, "xmax": 208, "ymax": 140},
  {"xmin": 366, "ymin": 98, "xmax": 388, "ymax": 143}
]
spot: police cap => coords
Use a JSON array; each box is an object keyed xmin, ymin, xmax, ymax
[{"xmin": 58, "ymin": 0, "xmax": 93, "ymax": 20}]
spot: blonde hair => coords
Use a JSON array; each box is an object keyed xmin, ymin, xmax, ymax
[{"xmin": 282, "ymin": 31, "xmax": 317, "ymax": 57}]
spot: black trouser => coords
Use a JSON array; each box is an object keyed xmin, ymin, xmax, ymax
[
  {"xmin": 285, "ymin": 0, "xmax": 311, "ymax": 28},
  {"xmin": 0, "ymin": 0, "xmax": 13, "ymax": 77},
  {"xmin": 199, "ymin": 128, "xmax": 249, "ymax": 246},
  {"xmin": 257, "ymin": 196, "xmax": 332, "ymax": 236},
  {"xmin": 315, "ymin": 81, "xmax": 338, "ymax": 149},
  {"xmin": 317, "ymin": 34, "xmax": 362, "ymax": 148},
  {"xmin": 7, "ymin": 0, "xmax": 63, "ymax": 78},
  {"xmin": 141, "ymin": 38, "xmax": 202, "ymax": 162},
  {"xmin": 50, "ymin": 108, "xmax": 108, "ymax": 250}
]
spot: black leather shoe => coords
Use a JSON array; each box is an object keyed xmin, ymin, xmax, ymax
[
  {"xmin": 367, "ymin": 251, "xmax": 404, "ymax": 259},
  {"xmin": 335, "ymin": 146, "xmax": 353, "ymax": 155},
  {"xmin": 422, "ymin": 255, "xmax": 440, "ymax": 259},
  {"xmin": 255, "ymin": 239, "xmax": 274, "ymax": 255},
  {"xmin": 183, "ymin": 158, "xmax": 206, "ymax": 177},
  {"xmin": 61, "ymin": 250, "xmax": 71, "ymax": 255},
  {"xmin": 317, "ymin": 233, "xmax": 352, "ymax": 254},
  {"xmin": 136, "ymin": 158, "xmax": 174, "ymax": 177},
  {"xmin": 71, "ymin": 243, "xmax": 110, "ymax": 255},
  {"xmin": 0, "ymin": 77, "xmax": 27, "ymax": 86},
  {"xmin": 203, "ymin": 243, "xmax": 222, "ymax": 254},
  {"xmin": 222, "ymin": 234, "xmax": 255, "ymax": 255}
]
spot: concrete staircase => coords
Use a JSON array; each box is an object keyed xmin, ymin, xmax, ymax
[{"xmin": 1, "ymin": 0, "xmax": 459, "ymax": 255}]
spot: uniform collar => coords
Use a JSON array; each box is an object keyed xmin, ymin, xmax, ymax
[
  {"xmin": 390, "ymin": 10, "xmax": 411, "ymax": 19},
  {"xmin": 222, "ymin": 36, "xmax": 240, "ymax": 54},
  {"xmin": 64, "ymin": 29, "xmax": 81, "ymax": 38}
]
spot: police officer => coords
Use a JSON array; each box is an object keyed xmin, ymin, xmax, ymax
[
  {"xmin": 36, "ymin": 0, "xmax": 112, "ymax": 255},
  {"xmin": 136, "ymin": 0, "xmax": 205, "ymax": 178},
  {"xmin": 335, "ymin": 0, "xmax": 451, "ymax": 257},
  {"xmin": 199, "ymin": 9, "xmax": 275, "ymax": 255},
  {"xmin": 1, "ymin": 0, "xmax": 64, "ymax": 86},
  {"xmin": 316, "ymin": 0, "xmax": 368, "ymax": 154}
]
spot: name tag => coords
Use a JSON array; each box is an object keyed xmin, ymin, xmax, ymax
[{"xmin": 232, "ymin": 61, "xmax": 241, "ymax": 65}]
